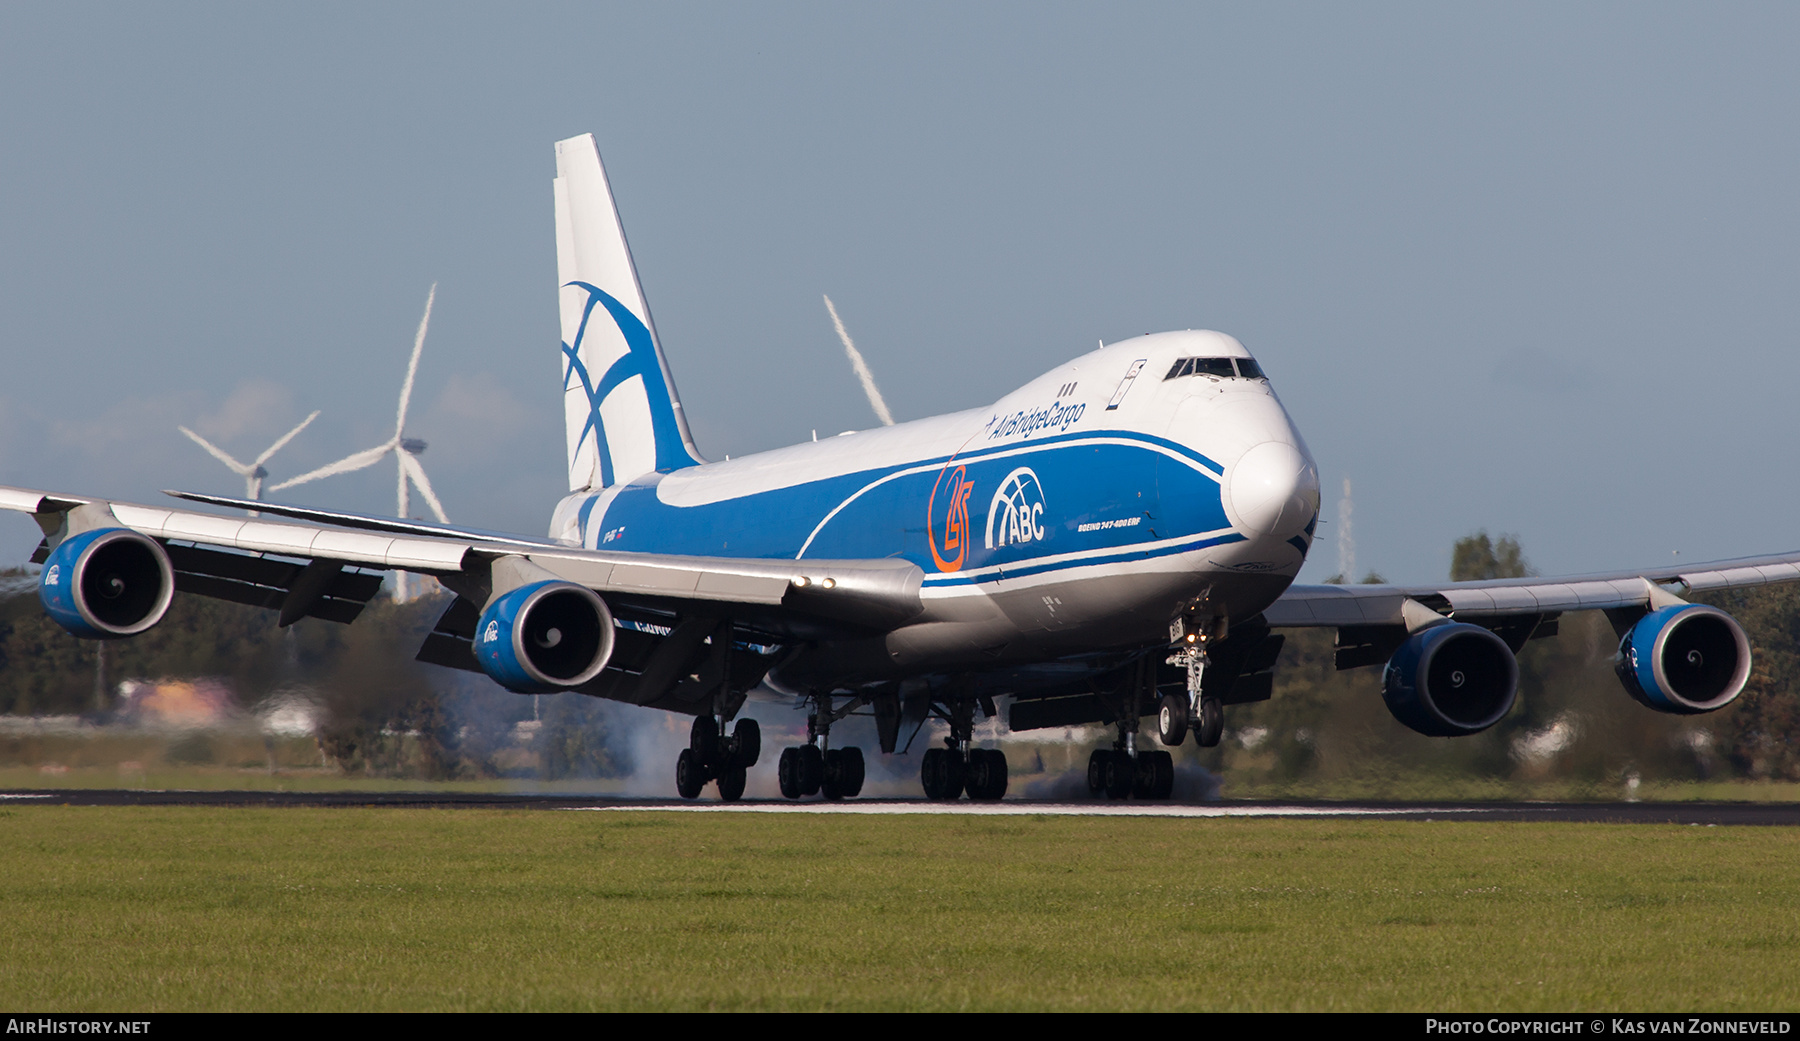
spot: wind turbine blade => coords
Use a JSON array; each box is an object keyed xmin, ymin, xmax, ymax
[
  {"xmin": 823, "ymin": 294, "xmax": 895, "ymax": 426},
  {"xmin": 253, "ymin": 410, "xmax": 321, "ymax": 467},
  {"xmin": 396, "ymin": 453, "xmax": 409, "ymax": 520},
  {"xmin": 179, "ymin": 426, "xmax": 253, "ymax": 475},
  {"xmin": 269, "ymin": 443, "xmax": 392, "ymax": 491},
  {"xmin": 396, "ymin": 283, "xmax": 436, "ymax": 438},
  {"xmin": 399, "ymin": 450, "xmax": 449, "ymax": 523}
]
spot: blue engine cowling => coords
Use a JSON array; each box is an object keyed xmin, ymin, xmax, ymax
[
  {"xmin": 473, "ymin": 580, "xmax": 615, "ymax": 693},
  {"xmin": 1381, "ymin": 622, "xmax": 1520, "ymax": 736},
  {"xmin": 38, "ymin": 527, "xmax": 175, "ymax": 639},
  {"xmin": 1614, "ymin": 604, "xmax": 1750, "ymax": 714}
]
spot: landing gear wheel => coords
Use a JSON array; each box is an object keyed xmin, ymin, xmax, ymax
[
  {"xmin": 690, "ymin": 715, "xmax": 720, "ymax": 767},
  {"xmin": 1102, "ymin": 751, "xmax": 1133, "ymax": 800},
  {"xmin": 798, "ymin": 744, "xmax": 824, "ymax": 796},
  {"xmin": 821, "ymin": 749, "xmax": 846, "ymax": 800},
  {"xmin": 675, "ymin": 748, "xmax": 705, "ymax": 800},
  {"xmin": 1195, "ymin": 697, "xmax": 1224, "ymax": 748},
  {"xmin": 1158, "ymin": 693, "xmax": 1189, "ymax": 747},
  {"xmin": 1150, "ymin": 749, "xmax": 1175, "ymax": 799},
  {"xmin": 730, "ymin": 718, "xmax": 761, "ymax": 768},
  {"xmin": 838, "ymin": 746, "xmax": 865, "ymax": 798},
  {"xmin": 1126, "ymin": 749, "xmax": 1175, "ymax": 799},
  {"xmin": 921, "ymin": 748, "xmax": 946, "ymax": 799},
  {"xmin": 943, "ymin": 750, "xmax": 967, "ymax": 800},
  {"xmin": 777, "ymin": 747, "xmax": 803, "ymax": 800},
  {"xmin": 716, "ymin": 763, "xmax": 747, "ymax": 802},
  {"xmin": 967, "ymin": 749, "xmax": 1008, "ymax": 801},
  {"xmin": 1087, "ymin": 749, "xmax": 1109, "ymax": 797},
  {"xmin": 921, "ymin": 747, "xmax": 965, "ymax": 800},
  {"xmin": 1132, "ymin": 752, "xmax": 1159, "ymax": 799}
]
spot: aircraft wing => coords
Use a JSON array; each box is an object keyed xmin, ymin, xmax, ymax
[
  {"xmin": 0, "ymin": 484, "xmax": 923, "ymax": 638},
  {"xmin": 1265, "ymin": 551, "xmax": 1800, "ymax": 628}
]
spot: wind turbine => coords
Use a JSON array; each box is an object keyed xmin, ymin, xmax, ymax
[
  {"xmin": 270, "ymin": 285, "xmax": 448, "ymax": 602},
  {"xmin": 178, "ymin": 410, "xmax": 321, "ymax": 506},
  {"xmin": 270, "ymin": 284, "xmax": 449, "ymax": 525}
]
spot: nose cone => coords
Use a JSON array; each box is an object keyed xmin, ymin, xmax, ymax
[{"xmin": 1226, "ymin": 441, "xmax": 1320, "ymax": 538}]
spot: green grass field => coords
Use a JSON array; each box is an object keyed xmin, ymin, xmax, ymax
[{"xmin": 1, "ymin": 807, "xmax": 1796, "ymax": 1011}]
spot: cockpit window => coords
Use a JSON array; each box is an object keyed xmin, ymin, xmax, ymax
[{"xmin": 1164, "ymin": 357, "xmax": 1265, "ymax": 381}]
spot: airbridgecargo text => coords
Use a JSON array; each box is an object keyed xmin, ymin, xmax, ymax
[{"xmin": 986, "ymin": 400, "xmax": 1086, "ymax": 441}]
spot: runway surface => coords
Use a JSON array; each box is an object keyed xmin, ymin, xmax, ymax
[{"xmin": 7, "ymin": 788, "xmax": 1800, "ymax": 824}]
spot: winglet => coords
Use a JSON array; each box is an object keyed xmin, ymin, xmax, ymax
[{"xmin": 554, "ymin": 134, "xmax": 704, "ymax": 491}]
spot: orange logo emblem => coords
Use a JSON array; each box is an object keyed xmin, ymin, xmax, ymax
[{"xmin": 928, "ymin": 464, "xmax": 975, "ymax": 573}]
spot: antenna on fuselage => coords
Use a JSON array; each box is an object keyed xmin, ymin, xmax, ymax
[{"xmin": 823, "ymin": 295, "xmax": 895, "ymax": 427}]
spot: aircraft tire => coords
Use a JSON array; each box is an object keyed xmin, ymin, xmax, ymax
[
  {"xmin": 966, "ymin": 750, "xmax": 993, "ymax": 800},
  {"xmin": 1103, "ymin": 752, "xmax": 1133, "ymax": 800},
  {"xmin": 968, "ymin": 749, "xmax": 1007, "ymax": 801},
  {"xmin": 1151, "ymin": 750, "xmax": 1175, "ymax": 799},
  {"xmin": 1132, "ymin": 752, "xmax": 1158, "ymax": 799},
  {"xmin": 840, "ymin": 746, "xmax": 865, "ymax": 798},
  {"xmin": 1086, "ymin": 749, "xmax": 1109, "ymax": 797},
  {"xmin": 1158, "ymin": 694, "xmax": 1188, "ymax": 746},
  {"xmin": 799, "ymin": 744, "xmax": 824, "ymax": 796},
  {"xmin": 920, "ymin": 748, "xmax": 944, "ymax": 799},
  {"xmin": 690, "ymin": 715, "xmax": 720, "ymax": 767},
  {"xmin": 717, "ymin": 763, "xmax": 747, "ymax": 802},
  {"xmin": 941, "ymin": 751, "xmax": 967, "ymax": 800},
  {"xmin": 777, "ymin": 747, "xmax": 803, "ymax": 799},
  {"xmin": 730, "ymin": 718, "xmax": 761, "ymax": 768},
  {"xmin": 675, "ymin": 748, "xmax": 705, "ymax": 800},
  {"xmin": 921, "ymin": 747, "xmax": 965, "ymax": 800},
  {"xmin": 1195, "ymin": 697, "xmax": 1224, "ymax": 748},
  {"xmin": 821, "ymin": 749, "xmax": 846, "ymax": 800}
]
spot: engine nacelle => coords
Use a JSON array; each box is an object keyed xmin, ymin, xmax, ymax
[
  {"xmin": 1381, "ymin": 622, "xmax": 1519, "ymax": 736},
  {"xmin": 473, "ymin": 580, "xmax": 615, "ymax": 693},
  {"xmin": 1615, "ymin": 604, "xmax": 1750, "ymax": 714},
  {"xmin": 38, "ymin": 527, "xmax": 175, "ymax": 639}
]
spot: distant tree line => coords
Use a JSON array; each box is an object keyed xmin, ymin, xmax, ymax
[
  {"xmin": 0, "ymin": 568, "xmax": 624, "ymax": 781},
  {"xmin": 3, "ymin": 531, "xmax": 1799, "ymax": 786}
]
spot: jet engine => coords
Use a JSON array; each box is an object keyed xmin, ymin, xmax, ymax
[
  {"xmin": 473, "ymin": 579, "xmax": 615, "ymax": 693},
  {"xmin": 38, "ymin": 527, "xmax": 175, "ymax": 639},
  {"xmin": 1381, "ymin": 622, "xmax": 1519, "ymax": 737},
  {"xmin": 1614, "ymin": 604, "xmax": 1750, "ymax": 714}
]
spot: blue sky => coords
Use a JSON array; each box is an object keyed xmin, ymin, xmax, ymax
[{"xmin": 2, "ymin": 2, "xmax": 1796, "ymax": 583}]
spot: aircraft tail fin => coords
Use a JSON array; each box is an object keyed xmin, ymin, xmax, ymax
[{"xmin": 554, "ymin": 133, "xmax": 703, "ymax": 490}]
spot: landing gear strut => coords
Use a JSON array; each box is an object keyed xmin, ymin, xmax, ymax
[
  {"xmin": 1166, "ymin": 613, "xmax": 1224, "ymax": 749},
  {"xmin": 918, "ymin": 698, "xmax": 1008, "ymax": 800},
  {"xmin": 1084, "ymin": 651, "xmax": 1189, "ymax": 801},
  {"xmin": 1086, "ymin": 691, "xmax": 1174, "ymax": 800},
  {"xmin": 776, "ymin": 694, "xmax": 866, "ymax": 800},
  {"xmin": 676, "ymin": 712, "xmax": 761, "ymax": 801}
]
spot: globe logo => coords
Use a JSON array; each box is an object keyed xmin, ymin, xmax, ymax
[{"xmin": 985, "ymin": 467, "xmax": 1048, "ymax": 549}]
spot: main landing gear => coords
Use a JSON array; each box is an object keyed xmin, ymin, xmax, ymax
[
  {"xmin": 1085, "ymin": 681, "xmax": 1173, "ymax": 801},
  {"xmin": 919, "ymin": 699, "xmax": 1008, "ymax": 801},
  {"xmin": 776, "ymin": 694, "xmax": 866, "ymax": 800},
  {"xmin": 676, "ymin": 713, "xmax": 761, "ymax": 801},
  {"xmin": 1085, "ymin": 634, "xmax": 1226, "ymax": 801}
]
